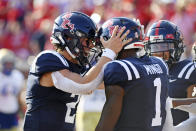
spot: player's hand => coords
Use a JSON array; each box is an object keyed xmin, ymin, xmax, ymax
[{"xmin": 100, "ymin": 26, "xmax": 132, "ymax": 54}]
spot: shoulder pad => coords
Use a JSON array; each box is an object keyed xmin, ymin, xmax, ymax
[
  {"xmin": 178, "ymin": 61, "xmax": 196, "ymax": 82},
  {"xmin": 30, "ymin": 50, "xmax": 69, "ymax": 75},
  {"xmin": 104, "ymin": 60, "xmax": 140, "ymax": 86}
]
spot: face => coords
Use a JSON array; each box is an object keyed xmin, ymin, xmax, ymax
[
  {"xmin": 80, "ymin": 37, "xmax": 95, "ymax": 56},
  {"xmin": 2, "ymin": 62, "xmax": 14, "ymax": 75},
  {"xmin": 149, "ymin": 42, "xmax": 174, "ymax": 61},
  {"xmin": 151, "ymin": 52, "xmax": 170, "ymax": 61}
]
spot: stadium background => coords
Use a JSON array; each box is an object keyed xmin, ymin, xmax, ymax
[{"xmin": 0, "ymin": 0, "xmax": 196, "ymax": 131}]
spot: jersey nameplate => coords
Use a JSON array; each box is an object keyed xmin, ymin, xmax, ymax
[{"xmin": 143, "ymin": 64, "xmax": 163, "ymax": 75}]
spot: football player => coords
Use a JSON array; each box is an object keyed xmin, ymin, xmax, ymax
[
  {"xmin": 170, "ymin": 43, "xmax": 196, "ymax": 131},
  {"xmin": 145, "ymin": 20, "xmax": 196, "ymax": 126},
  {"xmin": 0, "ymin": 49, "xmax": 24, "ymax": 131},
  {"xmin": 23, "ymin": 11, "xmax": 132, "ymax": 131},
  {"xmin": 95, "ymin": 17, "xmax": 170, "ymax": 131}
]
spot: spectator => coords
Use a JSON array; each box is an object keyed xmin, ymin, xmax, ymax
[{"xmin": 0, "ymin": 48, "xmax": 25, "ymax": 131}]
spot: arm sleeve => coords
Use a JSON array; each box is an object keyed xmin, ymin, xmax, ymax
[{"xmin": 51, "ymin": 68, "xmax": 104, "ymax": 95}]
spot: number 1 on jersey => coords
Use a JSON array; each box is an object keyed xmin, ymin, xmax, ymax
[{"xmin": 152, "ymin": 78, "xmax": 162, "ymax": 126}]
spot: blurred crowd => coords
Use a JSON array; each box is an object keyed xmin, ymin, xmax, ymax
[
  {"xmin": 0, "ymin": 0, "xmax": 196, "ymax": 73},
  {"xmin": 0, "ymin": 0, "xmax": 196, "ymax": 130}
]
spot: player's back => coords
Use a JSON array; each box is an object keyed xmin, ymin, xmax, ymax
[{"xmin": 104, "ymin": 55, "xmax": 168, "ymax": 131}]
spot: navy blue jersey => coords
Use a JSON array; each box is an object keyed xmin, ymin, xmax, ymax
[
  {"xmin": 104, "ymin": 55, "xmax": 168, "ymax": 131},
  {"xmin": 168, "ymin": 59, "xmax": 196, "ymax": 126},
  {"xmin": 24, "ymin": 50, "xmax": 85, "ymax": 131}
]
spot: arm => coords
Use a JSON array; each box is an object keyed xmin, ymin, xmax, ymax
[
  {"xmin": 187, "ymin": 84, "xmax": 196, "ymax": 98},
  {"xmin": 172, "ymin": 98, "xmax": 196, "ymax": 108},
  {"xmin": 172, "ymin": 98, "xmax": 196, "ymax": 114},
  {"xmin": 40, "ymin": 26, "xmax": 132, "ymax": 94},
  {"xmin": 95, "ymin": 85, "xmax": 124, "ymax": 131}
]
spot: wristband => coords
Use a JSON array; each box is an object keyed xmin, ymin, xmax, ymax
[{"xmin": 101, "ymin": 48, "xmax": 117, "ymax": 60}]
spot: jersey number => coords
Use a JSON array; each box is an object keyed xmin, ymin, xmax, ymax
[
  {"xmin": 65, "ymin": 94, "xmax": 80, "ymax": 123},
  {"xmin": 152, "ymin": 78, "xmax": 162, "ymax": 126}
]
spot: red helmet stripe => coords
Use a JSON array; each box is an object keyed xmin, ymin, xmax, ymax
[
  {"xmin": 134, "ymin": 43, "xmax": 144, "ymax": 47},
  {"xmin": 155, "ymin": 21, "xmax": 162, "ymax": 36}
]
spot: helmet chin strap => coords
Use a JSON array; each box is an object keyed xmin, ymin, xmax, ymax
[
  {"xmin": 65, "ymin": 47, "xmax": 76, "ymax": 58},
  {"xmin": 166, "ymin": 53, "xmax": 177, "ymax": 68}
]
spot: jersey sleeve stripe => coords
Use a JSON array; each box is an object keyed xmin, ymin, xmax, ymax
[
  {"xmin": 114, "ymin": 60, "xmax": 132, "ymax": 80},
  {"xmin": 122, "ymin": 60, "xmax": 140, "ymax": 79},
  {"xmin": 178, "ymin": 62, "xmax": 192, "ymax": 78},
  {"xmin": 185, "ymin": 63, "xmax": 196, "ymax": 79}
]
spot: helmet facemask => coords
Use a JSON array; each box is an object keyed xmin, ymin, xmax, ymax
[
  {"xmin": 145, "ymin": 37, "xmax": 184, "ymax": 65},
  {"xmin": 52, "ymin": 29, "xmax": 101, "ymax": 67}
]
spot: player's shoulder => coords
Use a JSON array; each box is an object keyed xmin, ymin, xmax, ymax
[
  {"xmin": 35, "ymin": 50, "xmax": 69, "ymax": 66},
  {"xmin": 177, "ymin": 59, "xmax": 195, "ymax": 68},
  {"xmin": 104, "ymin": 59, "xmax": 141, "ymax": 85},
  {"xmin": 30, "ymin": 50, "xmax": 69, "ymax": 75},
  {"xmin": 177, "ymin": 59, "xmax": 196, "ymax": 80},
  {"xmin": 104, "ymin": 60, "xmax": 127, "ymax": 77}
]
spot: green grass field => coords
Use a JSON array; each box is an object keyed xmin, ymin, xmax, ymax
[{"xmin": 76, "ymin": 112, "xmax": 101, "ymax": 131}]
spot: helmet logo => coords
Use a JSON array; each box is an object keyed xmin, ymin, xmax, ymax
[
  {"xmin": 144, "ymin": 37, "xmax": 149, "ymax": 41},
  {"xmin": 102, "ymin": 19, "xmax": 113, "ymax": 28},
  {"xmin": 166, "ymin": 34, "xmax": 174, "ymax": 39},
  {"xmin": 108, "ymin": 26, "xmax": 122, "ymax": 37},
  {"xmin": 61, "ymin": 13, "xmax": 74, "ymax": 30}
]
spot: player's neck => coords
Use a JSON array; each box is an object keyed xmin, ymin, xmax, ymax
[{"xmin": 117, "ymin": 49, "xmax": 137, "ymax": 59}]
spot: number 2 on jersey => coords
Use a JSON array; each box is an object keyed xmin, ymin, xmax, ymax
[
  {"xmin": 152, "ymin": 78, "xmax": 162, "ymax": 126},
  {"xmin": 65, "ymin": 94, "xmax": 80, "ymax": 123}
]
